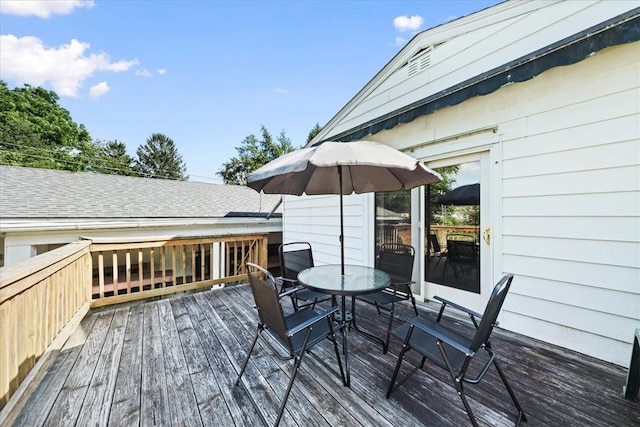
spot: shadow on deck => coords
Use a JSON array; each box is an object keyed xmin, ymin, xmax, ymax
[{"xmin": 9, "ymin": 284, "xmax": 638, "ymax": 426}]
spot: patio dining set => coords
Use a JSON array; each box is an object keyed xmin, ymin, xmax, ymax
[{"xmin": 235, "ymin": 241, "xmax": 526, "ymax": 427}]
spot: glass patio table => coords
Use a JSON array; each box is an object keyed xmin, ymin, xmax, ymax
[{"xmin": 297, "ymin": 264, "xmax": 390, "ymax": 387}]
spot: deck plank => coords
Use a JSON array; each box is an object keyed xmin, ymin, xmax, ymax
[
  {"xmin": 140, "ymin": 302, "xmax": 171, "ymax": 427},
  {"xmin": 185, "ymin": 293, "xmax": 263, "ymax": 426},
  {"xmin": 10, "ymin": 283, "xmax": 639, "ymax": 427},
  {"xmin": 169, "ymin": 296, "xmax": 237, "ymax": 427},
  {"xmin": 108, "ymin": 303, "xmax": 144, "ymax": 427},
  {"xmin": 76, "ymin": 307, "xmax": 128, "ymax": 427},
  {"xmin": 43, "ymin": 311, "xmax": 114, "ymax": 427},
  {"xmin": 157, "ymin": 299, "xmax": 203, "ymax": 426}
]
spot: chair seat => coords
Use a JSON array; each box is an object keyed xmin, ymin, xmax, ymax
[
  {"xmin": 296, "ymin": 288, "xmax": 329, "ymax": 302},
  {"xmin": 391, "ymin": 317, "xmax": 471, "ymax": 372},
  {"xmin": 285, "ymin": 308, "xmax": 340, "ymax": 355},
  {"xmin": 358, "ymin": 290, "xmax": 406, "ymax": 305},
  {"xmin": 386, "ymin": 274, "xmax": 527, "ymax": 427}
]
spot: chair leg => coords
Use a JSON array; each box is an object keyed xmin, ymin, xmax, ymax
[
  {"xmin": 456, "ymin": 381, "xmax": 479, "ymax": 427},
  {"xmin": 235, "ymin": 326, "xmax": 261, "ymax": 385},
  {"xmin": 386, "ymin": 339, "xmax": 408, "ymax": 398},
  {"xmin": 386, "ymin": 326, "xmax": 425, "ymax": 398},
  {"xmin": 492, "ymin": 358, "xmax": 528, "ymax": 424},
  {"xmin": 275, "ymin": 355, "xmax": 303, "ymax": 427},
  {"xmin": 384, "ymin": 302, "xmax": 395, "ymax": 354},
  {"xmin": 436, "ymin": 341, "xmax": 479, "ymax": 427},
  {"xmin": 274, "ymin": 327, "xmax": 313, "ymax": 426},
  {"xmin": 409, "ymin": 293, "xmax": 418, "ymax": 316},
  {"xmin": 329, "ymin": 322, "xmax": 346, "ymax": 385}
]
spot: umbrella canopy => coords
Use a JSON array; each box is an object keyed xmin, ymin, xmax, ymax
[
  {"xmin": 247, "ymin": 140, "xmax": 442, "ymax": 274},
  {"xmin": 438, "ymin": 183, "xmax": 480, "ymax": 206}
]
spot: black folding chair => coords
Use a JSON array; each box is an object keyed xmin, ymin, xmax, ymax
[
  {"xmin": 387, "ymin": 274, "xmax": 527, "ymax": 426},
  {"xmin": 356, "ymin": 243, "xmax": 418, "ymax": 353},
  {"xmin": 236, "ymin": 263, "xmax": 345, "ymax": 427},
  {"xmin": 278, "ymin": 242, "xmax": 332, "ymax": 311}
]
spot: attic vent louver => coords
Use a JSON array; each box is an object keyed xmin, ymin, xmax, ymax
[{"xmin": 408, "ymin": 48, "xmax": 432, "ymax": 77}]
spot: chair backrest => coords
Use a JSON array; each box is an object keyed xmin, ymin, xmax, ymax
[
  {"xmin": 469, "ymin": 274, "xmax": 514, "ymax": 351},
  {"xmin": 279, "ymin": 242, "xmax": 314, "ymax": 282},
  {"xmin": 429, "ymin": 234, "xmax": 441, "ymax": 254},
  {"xmin": 377, "ymin": 243, "xmax": 415, "ymax": 283},
  {"xmin": 447, "ymin": 240, "xmax": 478, "ymax": 265},
  {"xmin": 246, "ymin": 262, "xmax": 291, "ymax": 348}
]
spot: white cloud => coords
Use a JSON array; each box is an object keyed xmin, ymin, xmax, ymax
[
  {"xmin": 394, "ymin": 15, "xmax": 424, "ymax": 32},
  {"xmin": 273, "ymin": 87, "xmax": 289, "ymax": 94},
  {"xmin": 0, "ymin": 34, "xmax": 138, "ymax": 97},
  {"xmin": 136, "ymin": 69, "xmax": 152, "ymax": 77},
  {"xmin": 89, "ymin": 81, "xmax": 109, "ymax": 98},
  {"xmin": 157, "ymin": 68, "xmax": 166, "ymax": 75},
  {"xmin": 395, "ymin": 37, "xmax": 406, "ymax": 46},
  {"xmin": 0, "ymin": 0, "xmax": 95, "ymax": 18}
]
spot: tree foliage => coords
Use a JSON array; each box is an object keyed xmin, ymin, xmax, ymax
[
  {"xmin": 135, "ymin": 133, "xmax": 188, "ymax": 180},
  {"xmin": 0, "ymin": 80, "xmax": 94, "ymax": 170},
  {"xmin": 218, "ymin": 125, "xmax": 294, "ymax": 185},
  {"xmin": 92, "ymin": 140, "xmax": 136, "ymax": 176},
  {"xmin": 306, "ymin": 122, "xmax": 322, "ymax": 144}
]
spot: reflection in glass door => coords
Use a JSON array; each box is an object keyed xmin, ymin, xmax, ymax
[
  {"xmin": 425, "ymin": 161, "xmax": 480, "ymax": 293},
  {"xmin": 374, "ymin": 190, "xmax": 411, "ymax": 255}
]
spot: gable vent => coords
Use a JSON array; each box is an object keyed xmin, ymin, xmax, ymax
[{"xmin": 408, "ymin": 49, "xmax": 431, "ymax": 77}]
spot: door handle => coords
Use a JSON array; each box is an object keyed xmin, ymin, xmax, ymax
[{"xmin": 483, "ymin": 228, "xmax": 491, "ymax": 245}]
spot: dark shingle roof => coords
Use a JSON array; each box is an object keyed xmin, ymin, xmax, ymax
[{"xmin": 0, "ymin": 166, "xmax": 281, "ymax": 219}]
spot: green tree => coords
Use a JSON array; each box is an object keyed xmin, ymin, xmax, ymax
[
  {"xmin": 135, "ymin": 133, "xmax": 188, "ymax": 180},
  {"xmin": 306, "ymin": 122, "xmax": 322, "ymax": 145},
  {"xmin": 92, "ymin": 140, "xmax": 136, "ymax": 176},
  {"xmin": 0, "ymin": 81, "xmax": 93, "ymax": 171},
  {"xmin": 218, "ymin": 125, "xmax": 294, "ymax": 185}
]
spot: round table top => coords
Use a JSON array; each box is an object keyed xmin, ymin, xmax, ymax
[{"xmin": 297, "ymin": 264, "xmax": 390, "ymax": 296}]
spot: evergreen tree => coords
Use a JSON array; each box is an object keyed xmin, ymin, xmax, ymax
[
  {"xmin": 135, "ymin": 133, "xmax": 188, "ymax": 180},
  {"xmin": 306, "ymin": 122, "xmax": 322, "ymax": 145},
  {"xmin": 92, "ymin": 140, "xmax": 136, "ymax": 176}
]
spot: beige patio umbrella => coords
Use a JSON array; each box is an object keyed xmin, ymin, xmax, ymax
[{"xmin": 247, "ymin": 140, "xmax": 441, "ymax": 275}]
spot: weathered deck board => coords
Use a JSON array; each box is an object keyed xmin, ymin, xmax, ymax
[
  {"xmin": 8, "ymin": 283, "xmax": 638, "ymax": 427},
  {"xmin": 108, "ymin": 303, "xmax": 143, "ymax": 427}
]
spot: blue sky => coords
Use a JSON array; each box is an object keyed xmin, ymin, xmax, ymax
[{"xmin": 1, "ymin": 0, "xmax": 500, "ymax": 183}]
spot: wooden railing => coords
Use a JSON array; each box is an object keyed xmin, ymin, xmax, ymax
[
  {"xmin": 0, "ymin": 240, "xmax": 92, "ymax": 412},
  {"xmin": 89, "ymin": 234, "xmax": 268, "ymax": 307},
  {"xmin": 429, "ymin": 225, "xmax": 479, "ymax": 251},
  {"xmin": 0, "ymin": 233, "xmax": 269, "ymax": 414},
  {"xmin": 378, "ymin": 224, "xmax": 479, "ymax": 252}
]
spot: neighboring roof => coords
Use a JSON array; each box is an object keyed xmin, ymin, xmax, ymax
[
  {"xmin": 0, "ymin": 165, "xmax": 282, "ymax": 219},
  {"xmin": 312, "ymin": 1, "xmax": 640, "ymax": 144}
]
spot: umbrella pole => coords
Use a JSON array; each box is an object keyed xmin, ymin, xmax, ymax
[{"xmin": 339, "ymin": 165, "xmax": 345, "ymax": 276}]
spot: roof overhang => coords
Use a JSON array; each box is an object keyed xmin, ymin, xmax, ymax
[{"xmin": 314, "ymin": 8, "xmax": 639, "ymax": 144}]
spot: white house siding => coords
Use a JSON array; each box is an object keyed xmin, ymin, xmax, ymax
[
  {"xmin": 496, "ymin": 42, "xmax": 640, "ymax": 367},
  {"xmin": 282, "ymin": 193, "xmax": 375, "ymax": 268},
  {"xmin": 340, "ymin": 41, "xmax": 639, "ymax": 366}
]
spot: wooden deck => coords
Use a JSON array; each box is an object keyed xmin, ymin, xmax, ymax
[{"xmin": 8, "ymin": 283, "xmax": 637, "ymax": 426}]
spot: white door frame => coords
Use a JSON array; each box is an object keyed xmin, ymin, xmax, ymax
[{"xmin": 420, "ymin": 150, "xmax": 493, "ymax": 313}]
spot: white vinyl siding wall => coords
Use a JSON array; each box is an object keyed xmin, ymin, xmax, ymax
[
  {"xmin": 496, "ymin": 43, "xmax": 640, "ymax": 366},
  {"xmin": 282, "ymin": 193, "xmax": 374, "ymax": 268},
  {"xmin": 396, "ymin": 43, "xmax": 639, "ymax": 366},
  {"xmin": 300, "ymin": 40, "xmax": 639, "ymax": 365}
]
